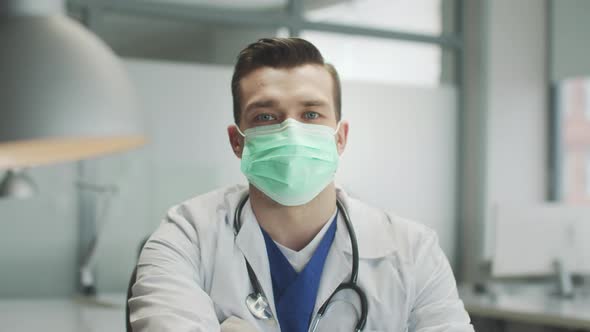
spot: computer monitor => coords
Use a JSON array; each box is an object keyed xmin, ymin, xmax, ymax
[{"xmin": 492, "ymin": 204, "xmax": 590, "ymax": 277}]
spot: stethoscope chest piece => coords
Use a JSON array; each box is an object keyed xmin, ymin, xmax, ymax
[{"xmin": 246, "ymin": 292, "xmax": 273, "ymax": 320}]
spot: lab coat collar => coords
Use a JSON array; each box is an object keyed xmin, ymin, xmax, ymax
[
  {"xmin": 335, "ymin": 187, "xmax": 397, "ymax": 259},
  {"xmin": 230, "ymin": 185, "xmax": 397, "ymax": 263}
]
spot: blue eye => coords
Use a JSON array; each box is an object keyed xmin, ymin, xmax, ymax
[
  {"xmin": 303, "ymin": 112, "xmax": 319, "ymax": 120},
  {"xmin": 255, "ymin": 113, "xmax": 276, "ymax": 122}
]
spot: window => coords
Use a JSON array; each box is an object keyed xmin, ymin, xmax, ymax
[
  {"xmin": 68, "ymin": 0, "xmax": 459, "ymax": 70},
  {"xmin": 302, "ymin": 31, "xmax": 446, "ymax": 86},
  {"xmin": 151, "ymin": 0, "xmax": 287, "ymax": 11},
  {"xmin": 304, "ymin": 0, "xmax": 457, "ymax": 35},
  {"xmin": 555, "ymin": 78, "xmax": 590, "ymax": 205}
]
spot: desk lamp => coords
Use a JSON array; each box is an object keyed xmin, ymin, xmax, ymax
[{"xmin": 0, "ymin": 0, "xmax": 145, "ymax": 293}]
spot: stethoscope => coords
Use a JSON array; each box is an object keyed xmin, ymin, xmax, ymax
[{"xmin": 233, "ymin": 194, "xmax": 369, "ymax": 332}]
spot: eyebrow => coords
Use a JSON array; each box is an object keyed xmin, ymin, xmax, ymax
[
  {"xmin": 245, "ymin": 98, "xmax": 329, "ymax": 113},
  {"xmin": 301, "ymin": 99, "xmax": 328, "ymax": 107},
  {"xmin": 245, "ymin": 99, "xmax": 278, "ymax": 113}
]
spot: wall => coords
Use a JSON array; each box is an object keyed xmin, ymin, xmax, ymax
[
  {"xmin": 124, "ymin": 59, "xmax": 459, "ymax": 261},
  {"xmin": 483, "ymin": 0, "xmax": 548, "ymax": 258},
  {"xmin": 337, "ymin": 81, "xmax": 457, "ymax": 258},
  {"xmin": 460, "ymin": 0, "xmax": 548, "ymax": 281},
  {"xmin": 0, "ymin": 59, "xmax": 458, "ymax": 297},
  {"xmin": 0, "ymin": 166, "xmax": 78, "ymax": 297}
]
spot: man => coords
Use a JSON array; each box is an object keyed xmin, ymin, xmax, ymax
[{"xmin": 129, "ymin": 37, "xmax": 473, "ymax": 332}]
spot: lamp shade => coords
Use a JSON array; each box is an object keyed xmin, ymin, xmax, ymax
[{"xmin": 0, "ymin": 0, "xmax": 145, "ymax": 169}]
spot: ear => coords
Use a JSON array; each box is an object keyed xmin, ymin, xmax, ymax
[
  {"xmin": 227, "ymin": 125, "xmax": 245, "ymax": 158},
  {"xmin": 336, "ymin": 121, "xmax": 349, "ymax": 155}
]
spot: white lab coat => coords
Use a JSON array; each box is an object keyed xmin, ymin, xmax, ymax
[{"xmin": 129, "ymin": 184, "xmax": 474, "ymax": 332}]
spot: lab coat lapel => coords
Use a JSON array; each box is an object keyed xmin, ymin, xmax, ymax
[
  {"xmin": 313, "ymin": 212, "xmax": 353, "ymax": 314},
  {"xmin": 234, "ymin": 200, "xmax": 280, "ymax": 325},
  {"xmin": 313, "ymin": 187, "xmax": 397, "ymax": 315}
]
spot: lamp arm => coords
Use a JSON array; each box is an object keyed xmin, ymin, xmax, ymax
[{"xmin": 77, "ymin": 172, "xmax": 118, "ymax": 296}]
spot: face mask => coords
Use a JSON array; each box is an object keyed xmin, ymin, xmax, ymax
[{"xmin": 237, "ymin": 118, "xmax": 340, "ymax": 206}]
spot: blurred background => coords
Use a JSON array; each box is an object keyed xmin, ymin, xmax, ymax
[{"xmin": 1, "ymin": 0, "xmax": 590, "ymax": 331}]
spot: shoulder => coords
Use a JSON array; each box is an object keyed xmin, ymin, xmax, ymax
[
  {"xmin": 163, "ymin": 184, "xmax": 248, "ymax": 234},
  {"xmin": 385, "ymin": 212, "xmax": 440, "ymax": 264},
  {"xmin": 338, "ymin": 188, "xmax": 439, "ymax": 264}
]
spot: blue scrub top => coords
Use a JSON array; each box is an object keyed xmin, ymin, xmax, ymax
[{"xmin": 261, "ymin": 216, "xmax": 338, "ymax": 332}]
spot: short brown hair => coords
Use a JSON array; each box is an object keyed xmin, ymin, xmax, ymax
[{"xmin": 231, "ymin": 37, "xmax": 341, "ymax": 124}]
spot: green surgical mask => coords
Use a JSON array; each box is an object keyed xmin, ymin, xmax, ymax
[{"xmin": 237, "ymin": 118, "xmax": 340, "ymax": 206}]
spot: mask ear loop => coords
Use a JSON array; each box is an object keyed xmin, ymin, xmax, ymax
[
  {"xmin": 235, "ymin": 125, "xmax": 246, "ymax": 137},
  {"xmin": 333, "ymin": 121, "xmax": 341, "ymax": 135},
  {"xmin": 334, "ymin": 121, "xmax": 344, "ymax": 151}
]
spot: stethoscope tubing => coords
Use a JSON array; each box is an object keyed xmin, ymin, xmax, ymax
[{"xmin": 234, "ymin": 194, "xmax": 368, "ymax": 331}]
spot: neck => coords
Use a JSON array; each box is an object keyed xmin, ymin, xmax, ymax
[{"xmin": 250, "ymin": 183, "xmax": 337, "ymax": 251}]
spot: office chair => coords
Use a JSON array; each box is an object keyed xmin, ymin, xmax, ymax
[
  {"xmin": 126, "ymin": 237, "xmax": 148, "ymax": 332},
  {"xmin": 126, "ymin": 265, "xmax": 138, "ymax": 332}
]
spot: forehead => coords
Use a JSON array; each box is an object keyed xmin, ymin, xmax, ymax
[{"xmin": 239, "ymin": 64, "xmax": 334, "ymax": 103}]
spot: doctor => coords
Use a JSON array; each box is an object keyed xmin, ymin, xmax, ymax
[{"xmin": 128, "ymin": 37, "xmax": 474, "ymax": 332}]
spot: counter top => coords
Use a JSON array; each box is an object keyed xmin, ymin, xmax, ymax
[{"xmin": 459, "ymin": 283, "xmax": 590, "ymax": 330}]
